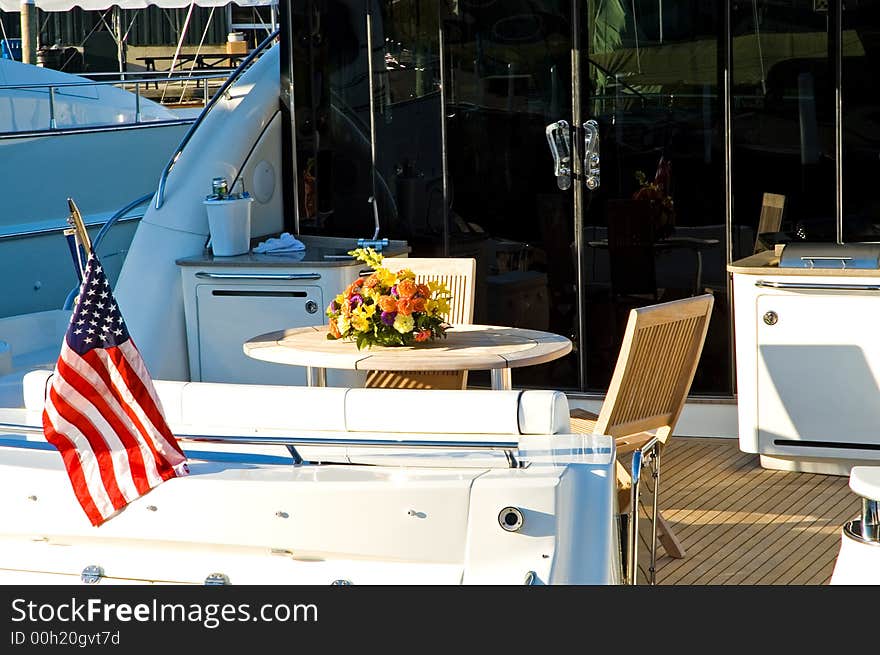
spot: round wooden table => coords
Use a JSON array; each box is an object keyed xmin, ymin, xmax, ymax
[{"xmin": 243, "ymin": 324, "xmax": 573, "ymax": 390}]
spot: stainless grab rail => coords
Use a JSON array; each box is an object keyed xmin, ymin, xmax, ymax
[
  {"xmin": 62, "ymin": 192, "xmax": 155, "ymax": 310},
  {"xmin": 0, "ymin": 118, "xmax": 195, "ymax": 141},
  {"xmin": 627, "ymin": 436, "xmax": 661, "ymax": 586},
  {"xmin": 0, "ymin": 72, "xmax": 229, "ymax": 136},
  {"xmin": 194, "ymin": 272, "xmax": 321, "ymax": 281},
  {"xmin": 155, "ymin": 28, "xmax": 281, "ymax": 210},
  {"xmin": 0, "ymin": 421, "xmax": 520, "ymax": 468},
  {"xmin": 755, "ymin": 280, "xmax": 880, "ymax": 292},
  {"xmin": 0, "ymin": 71, "xmax": 232, "ymax": 92}
]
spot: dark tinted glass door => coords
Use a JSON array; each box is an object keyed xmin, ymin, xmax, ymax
[
  {"xmin": 842, "ymin": 0, "xmax": 880, "ymax": 241},
  {"xmin": 580, "ymin": 1, "xmax": 727, "ymax": 393},
  {"xmin": 440, "ymin": 0, "xmax": 579, "ymax": 390}
]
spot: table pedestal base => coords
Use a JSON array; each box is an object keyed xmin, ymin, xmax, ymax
[
  {"xmin": 490, "ymin": 368, "xmax": 512, "ymax": 391},
  {"xmin": 306, "ymin": 366, "xmax": 327, "ymax": 387}
]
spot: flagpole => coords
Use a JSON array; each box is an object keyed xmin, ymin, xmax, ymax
[{"xmin": 67, "ymin": 197, "xmax": 93, "ymax": 258}]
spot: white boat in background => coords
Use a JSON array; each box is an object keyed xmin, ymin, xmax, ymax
[{"xmin": 0, "ymin": 57, "xmax": 196, "ymax": 318}]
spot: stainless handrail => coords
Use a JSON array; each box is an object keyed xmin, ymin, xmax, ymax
[
  {"xmin": 755, "ymin": 280, "xmax": 880, "ymax": 291},
  {"xmin": 0, "ymin": 421, "xmax": 520, "ymax": 468},
  {"xmin": 0, "ymin": 198, "xmax": 150, "ymax": 243},
  {"xmin": 1, "ymin": 71, "xmax": 231, "ymax": 133},
  {"xmin": 0, "ymin": 71, "xmax": 230, "ymax": 92},
  {"xmin": 92, "ymin": 192, "xmax": 154, "ymax": 253},
  {"xmin": 155, "ymin": 28, "xmax": 280, "ymax": 210},
  {"xmin": 0, "ymin": 118, "xmax": 195, "ymax": 141},
  {"xmin": 627, "ymin": 436, "xmax": 661, "ymax": 586},
  {"xmin": 0, "ymin": 73, "xmax": 228, "ymax": 138},
  {"xmin": 194, "ymin": 272, "xmax": 322, "ymax": 281}
]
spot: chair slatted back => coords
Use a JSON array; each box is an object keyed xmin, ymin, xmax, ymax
[
  {"xmin": 365, "ymin": 257, "xmax": 476, "ymax": 390},
  {"xmin": 594, "ymin": 294, "xmax": 714, "ymax": 442},
  {"xmin": 754, "ymin": 193, "xmax": 786, "ymax": 254}
]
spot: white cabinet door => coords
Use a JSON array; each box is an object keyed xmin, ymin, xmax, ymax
[
  {"xmin": 756, "ymin": 292, "xmax": 880, "ymax": 450},
  {"xmin": 196, "ymin": 284, "xmax": 324, "ymax": 385}
]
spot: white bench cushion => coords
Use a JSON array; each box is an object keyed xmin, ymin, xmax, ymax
[
  {"xmin": 343, "ymin": 388, "xmax": 569, "ymax": 435},
  {"xmin": 24, "ymin": 371, "xmax": 570, "ymax": 437}
]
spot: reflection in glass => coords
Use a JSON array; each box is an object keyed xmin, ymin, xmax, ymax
[
  {"xmin": 843, "ymin": 0, "xmax": 880, "ymax": 242},
  {"xmin": 442, "ymin": 0, "xmax": 579, "ymax": 390},
  {"xmin": 732, "ymin": 2, "xmax": 834, "ymax": 245},
  {"xmin": 583, "ymin": 1, "xmax": 725, "ymax": 393},
  {"xmin": 294, "ymin": 0, "xmax": 375, "ymax": 237},
  {"xmin": 371, "ymin": 0, "xmax": 443, "ymax": 250}
]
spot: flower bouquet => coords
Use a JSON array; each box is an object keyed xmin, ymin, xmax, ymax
[
  {"xmin": 633, "ymin": 157, "xmax": 675, "ymax": 239},
  {"xmin": 326, "ymin": 248, "xmax": 452, "ymax": 349}
]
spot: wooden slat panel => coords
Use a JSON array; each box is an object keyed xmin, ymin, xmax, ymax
[{"xmin": 366, "ymin": 258, "xmax": 476, "ymax": 390}]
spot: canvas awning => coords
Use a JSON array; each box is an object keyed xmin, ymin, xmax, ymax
[
  {"xmin": 0, "ymin": 0, "xmax": 273, "ymax": 11},
  {"xmin": 590, "ymin": 30, "xmax": 865, "ymax": 88}
]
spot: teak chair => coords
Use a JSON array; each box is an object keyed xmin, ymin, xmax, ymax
[
  {"xmin": 753, "ymin": 192, "xmax": 786, "ymax": 254},
  {"xmin": 365, "ymin": 257, "xmax": 477, "ymax": 390},
  {"xmin": 569, "ymin": 293, "xmax": 714, "ymax": 560}
]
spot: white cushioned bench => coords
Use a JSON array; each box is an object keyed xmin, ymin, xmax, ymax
[{"xmin": 22, "ymin": 370, "xmax": 570, "ymax": 466}]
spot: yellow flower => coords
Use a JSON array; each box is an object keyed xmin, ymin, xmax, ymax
[
  {"xmin": 393, "ymin": 313, "xmax": 414, "ymax": 334},
  {"xmin": 348, "ymin": 247, "xmax": 385, "ymax": 269},
  {"xmin": 428, "ymin": 297, "xmax": 450, "ymax": 316},
  {"xmin": 427, "ymin": 280, "xmax": 449, "ymax": 295},
  {"xmin": 351, "ymin": 314, "xmax": 370, "ymax": 332},
  {"xmin": 335, "ymin": 293, "xmax": 346, "ymax": 306},
  {"xmin": 376, "ymin": 267, "xmax": 396, "ymax": 288},
  {"xmin": 337, "ymin": 316, "xmax": 351, "ymax": 334},
  {"xmin": 395, "ymin": 268, "xmax": 416, "ymax": 281}
]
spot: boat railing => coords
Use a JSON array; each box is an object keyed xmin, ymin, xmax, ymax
[
  {"xmin": 0, "ymin": 421, "xmax": 522, "ymax": 468},
  {"xmin": 155, "ymin": 27, "xmax": 280, "ymax": 210},
  {"xmin": 58, "ymin": 191, "xmax": 156, "ymax": 310},
  {"xmin": 85, "ymin": 68, "xmax": 237, "ymax": 107},
  {"xmin": 0, "ymin": 70, "xmax": 232, "ymax": 137},
  {"xmin": 626, "ymin": 436, "xmax": 661, "ymax": 586}
]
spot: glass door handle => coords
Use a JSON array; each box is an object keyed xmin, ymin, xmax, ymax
[
  {"xmin": 545, "ymin": 120, "xmax": 572, "ymax": 190},
  {"xmin": 583, "ymin": 119, "xmax": 600, "ymax": 190}
]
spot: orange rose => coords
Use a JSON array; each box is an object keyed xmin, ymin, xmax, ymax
[
  {"xmin": 397, "ymin": 278, "xmax": 417, "ymax": 300},
  {"xmin": 354, "ymin": 277, "xmax": 365, "ymax": 287},
  {"xmin": 416, "ymin": 283, "xmax": 430, "ymax": 298},
  {"xmin": 414, "ymin": 329, "xmax": 431, "ymax": 343},
  {"xmin": 411, "ymin": 297, "xmax": 426, "ymax": 313},
  {"xmin": 397, "ymin": 298, "xmax": 414, "ymax": 316},
  {"xmin": 329, "ymin": 319, "xmax": 341, "ymax": 339},
  {"xmin": 378, "ymin": 295, "xmax": 397, "ymax": 312},
  {"xmin": 364, "ymin": 274, "xmax": 380, "ymax": 289}
]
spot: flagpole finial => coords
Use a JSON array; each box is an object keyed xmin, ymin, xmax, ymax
[{"xmin": 67, "ymin": 197, "xmax": 93, "ymax": 259}]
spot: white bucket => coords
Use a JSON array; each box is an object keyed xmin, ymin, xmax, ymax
[
  {"xmin": 227, "ymin": 31, "xmax": 246, "ymax": 42},
  {"xmin": 204, "ymin": 196, "xmax": 254, "ymax": 256}
]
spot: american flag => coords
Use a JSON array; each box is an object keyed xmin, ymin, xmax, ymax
[{"xmin": 42, "ymin": 253, "xmax": 187, "ymax": 526}]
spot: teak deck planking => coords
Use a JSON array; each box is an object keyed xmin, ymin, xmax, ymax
[{"xmin": 577, "ymin": 431, "xmax": 858, "ymax": 585}]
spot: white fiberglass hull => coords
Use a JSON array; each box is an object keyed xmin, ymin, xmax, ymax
[
  {"xmin": 0, "ymin": 122, "xmax": 190, "ymax": 318},
  {"xmin": 0, "ymin": 435, "xmax": 621, "ymax": 585}
]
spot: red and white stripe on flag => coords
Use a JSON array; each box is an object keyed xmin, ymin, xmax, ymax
[{"xmin": 41, "ymin": 253, "xmax": 187, "ymax": 526}]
